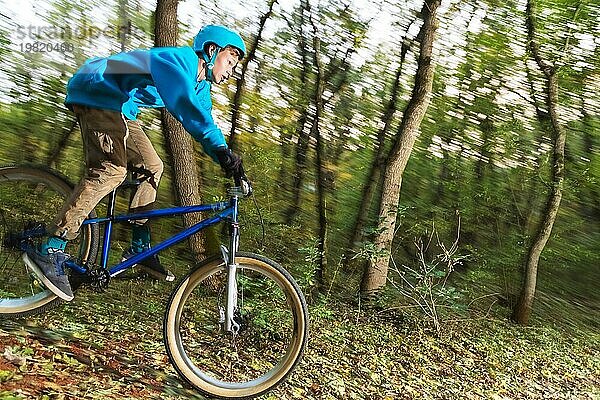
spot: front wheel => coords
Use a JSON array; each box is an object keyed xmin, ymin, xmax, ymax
[{"xmin": 164, "ymin": 252, "xmax": 308, "ymax": 399}]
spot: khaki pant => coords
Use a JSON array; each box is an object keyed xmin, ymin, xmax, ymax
[{"xmin": 52, "ymin": 106, "xmax": 163, "ymax": 240}]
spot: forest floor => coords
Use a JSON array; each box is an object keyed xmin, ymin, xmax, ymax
[{"xmin": 0, "ymin": 272, "xmax": 598, "ymax": 400}]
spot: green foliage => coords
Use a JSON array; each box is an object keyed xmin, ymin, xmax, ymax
[
  {"xmin": 296, "ymin": 237, "xmax": 321, "ymax": 295},
  {"xmin": 353, "ymin": 241, "xmax": 390, "ymax": 264}
]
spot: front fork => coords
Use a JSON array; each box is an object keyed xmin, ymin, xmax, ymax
[{"xmin": 221, "ymin": 194, "xmax": 241, "ymax": 335}]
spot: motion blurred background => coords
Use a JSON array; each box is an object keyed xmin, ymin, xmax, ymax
[{"xmin": 0, "ymin": 0, "xmax": 598, "ymax": 328}]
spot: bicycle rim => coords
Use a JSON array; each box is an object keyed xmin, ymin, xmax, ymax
[
  {"xmin": 164, "ymin": 253, "xmax": 308, "ymax": 399},
  {"xmin": 0, "ymin": 165, "xmax": 98, "ymax": 317}
]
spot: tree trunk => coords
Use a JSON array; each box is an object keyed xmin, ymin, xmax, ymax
[
  {"xmin": 309, "ymin": 22, "xmax": 327, "ymax": 286},
  {"xmin": 579, "ymin": 99, "xmax": 600, "ymax": 220},
  {"xmin": 228, "ymin": 0, "xmax": 278, "ymax": 150},
  {"xmin": 348, "ymin": 38, "xmax": 410, "ymax": 251},
  {"xmin": 289, "ymin": 13, "xmax": 358, "ymax": 230},
  {"xmin": 277, "ymin": 125, "xmax": 294, "ymax": 186},
  {"xmin": 360, "ymin": 0, "xmax": 441, "ymax": 296},
  {"xmin": 248, "ymin": 59, "xmax": 266, "ymax": 136},
  {"xmin": 310, "ymin": 8, "xmax": 361, "ymax": 281},
  {"xmin": 154, "ymin": 0, "xmax": 206, "ymax": 263},
  {"xmin": 286, "ymin": 114, "xmax": 311, "ymax": 225},
  {"xmin": 512, "ymin": 0, "xmax": 566, "ymax": 325},
  {"xmin": 118, "ymin": 0, "xmax": 130, "ymax": 52},
  {"xmin": 285, "ymin": 0, "xmax": 313, "ymax": 225},
  {"xmin": 475, "ymin": 117, "xmax": 493, "ymax": 183},
  {"xmin": 522, "ymin": 57, "xmax": 549, "ymax": 232}
]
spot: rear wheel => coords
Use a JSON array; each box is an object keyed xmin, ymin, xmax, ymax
[
  {"xmin": 0, "ymin": 165, "xmax": 99, "ymax": 318},
  {"xmin": 164, "ymin": 252, "xmax": 308, "ymax": 399}
]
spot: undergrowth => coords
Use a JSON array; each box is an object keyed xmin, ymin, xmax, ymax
[{"xmin": 0, "ymin": 274, "xmax": 598, "ymax": 400}]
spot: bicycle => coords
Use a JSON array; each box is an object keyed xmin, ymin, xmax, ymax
[{"xmin": 0, "ymin": 164, "xmax": 308, "ymax": 399}]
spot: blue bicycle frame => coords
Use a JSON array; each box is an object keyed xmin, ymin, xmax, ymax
[
  {"xmin": 61, "ymin": 182, "xmax": 245, "ymax": 333},
  {"xmin": 63, "ymin": 186, "xmax": 239, "ymax": 278}
]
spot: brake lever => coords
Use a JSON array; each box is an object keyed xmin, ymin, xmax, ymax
[
  {"xmin": 240, "ymin": 177, "xmax": 253, "ymax": 197},
  {"xmin": 232, "ymin": 172, "xmax": 252, "ymax": 197}
]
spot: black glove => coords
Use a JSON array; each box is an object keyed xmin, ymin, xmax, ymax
[{"xmin": 215, "ymin": 148, "xmax": 243, "ymax": 179}]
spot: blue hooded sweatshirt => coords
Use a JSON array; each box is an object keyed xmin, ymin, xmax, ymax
[{"xmin": 65, "ymin": 46, "xmax": 226, "ymax": 161}]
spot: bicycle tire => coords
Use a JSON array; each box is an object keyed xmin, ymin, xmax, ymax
[
  {"xmin": 0, "ymin": 165, "xmax": 100, "ymax": 318},
  {"xmin": 164, "ymin": 252, "xmax": 308, "ymax": 399}
]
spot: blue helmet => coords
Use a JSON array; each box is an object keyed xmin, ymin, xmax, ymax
[
  {"xmin": 193, "ymin": 25, "xmax": 246, "ymax": 60},
  {"xmin": 193, "ymin": 25, "xmax": 246, "ymax": 83}
]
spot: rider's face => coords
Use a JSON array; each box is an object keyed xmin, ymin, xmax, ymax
[{"xmin": 211, "ymin": 48, "xmax": 240, "ymax": 85}]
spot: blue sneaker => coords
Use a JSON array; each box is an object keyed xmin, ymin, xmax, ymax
[
  {"xmin": 23, "ymin": 250, "xmax": 74, "ymax": 301},
  {"xmin": 121, "ymin": 247, "xmax": 175, "ymax": 282}
]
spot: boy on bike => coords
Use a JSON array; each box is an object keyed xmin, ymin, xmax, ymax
[{"xmin": 25, "ymin": 25, "xmax": 246, "ymax": 301}]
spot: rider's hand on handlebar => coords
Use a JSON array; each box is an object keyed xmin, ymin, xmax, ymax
[
  {"xmin": 216, "ymin": 148, "xmax": 252, "ymax": 196},
  {"xmin": 215, "ymin": 148, "xmax": 243, "ymax": 179}
]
